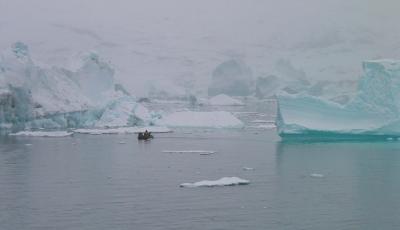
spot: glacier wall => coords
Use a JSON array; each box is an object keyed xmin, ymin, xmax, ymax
[{"xmin": 277, "ymin": 59, "xmax": 400, "ymax": 138}]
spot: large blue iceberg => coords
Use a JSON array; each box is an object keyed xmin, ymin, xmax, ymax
[{"xmin": 276, "ymin": 59, "xmax": 400, "ymax": 139}]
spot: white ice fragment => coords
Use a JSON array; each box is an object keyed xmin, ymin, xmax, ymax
[
  {"xmin": 310, "ymin": 173, "xmax": 324, "ymax": 178},
  {"xmin": 163, "ymin": 150, "xmax": 216, "ymax": 155},
  {"xmin": 179, "ymin": 177, "xmax": 250, "ymax": 188},
  {"xmin": 10, "ymin": 131, "xmax": 73, "ymax": 137},
  {"xmin": 242, "ymin": 167, "xmax": 255, "ymax": 171}
]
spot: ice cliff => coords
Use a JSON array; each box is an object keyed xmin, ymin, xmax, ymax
[
  {"xmin": 277, "ymin": 59, "xmax": 400, "ymax": 138},
  {"xmin": 0, "ymin": 42, "xmax": 151, "ymax": 130}
]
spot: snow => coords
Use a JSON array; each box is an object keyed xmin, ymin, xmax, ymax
[
  {"xmin": 209, "ymin": 94, "xmax": 244, "ymax": 106},
  {"xmin": 277, "ymin": 60, "xmax": 400, "ymax": 137},
  {"xmin": 179, "ymin": 177, "xmax": 250, "ymax": 188},
  {"xmin": 74, "ymin": 126, "xmax": 171, "ymax": 135},
  {"xmin": 156, "ymin": 111, "xmax": 244, "ymax": 128},
  {"xmin": 10, "ymin": 131, "xmax": 73, "ymax": 137},
  {"xmin": 163, "ymin": 150, "xmax": 216, "ymax": 155}
]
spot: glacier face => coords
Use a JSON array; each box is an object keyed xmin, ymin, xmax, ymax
[
  {"xmin": 0, "ymin": 42, "xmax": 149, "ymax": 130},
  {"xmin": 277, "ymin": 59, "xmax": 400, "ymax": 138}
]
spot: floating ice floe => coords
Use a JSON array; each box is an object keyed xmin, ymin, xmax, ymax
[
  {"xmin": 10, "ymin": 131, "xmax": 73, "ymax": 137},
  {"xmin": 242, "ymin": 167, "xmax": 255, "ymax": 171},
  {"xmin": 310, "ymin": 173, "xmax": 324, "ymax": 178},
  {"xmin": 180, "ymin": 177, "xmax": 250, "ymax": 188},
  {"xmin": 277, "ymin": 60, "xmax": 400, "ymax": 138},
  {"xmin": 208, "ymin": 94, "xmax": 244, "ymax": 106},
  {"xmin": 163, "ymin": 150, "xmax": 216, "ymax": 155},
  {"xmin": 74, "ymin": 126, "xmax": 172, "ymax": 135},
  {"xmin": 156, "ymin": 111, "xmax": 244, "ymax": 128}
]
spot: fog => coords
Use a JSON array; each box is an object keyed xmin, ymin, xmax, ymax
[{"xmin": 1, "ymin": 0, "xmax": 400, "ymax": 96}]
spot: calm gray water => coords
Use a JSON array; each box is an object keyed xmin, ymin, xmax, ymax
[{"xmin": 1, "ymin": 129, "xmax": 400, "ymax": 230}]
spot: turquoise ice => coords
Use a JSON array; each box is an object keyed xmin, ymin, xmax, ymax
[{"xmin": 277, "ymin": 59, "xmax": 400, "ymax": 138}]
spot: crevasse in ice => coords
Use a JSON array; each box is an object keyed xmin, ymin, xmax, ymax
[{"xmin": 276, "ymin": 59, "xmax": 400, "ymax": 137}]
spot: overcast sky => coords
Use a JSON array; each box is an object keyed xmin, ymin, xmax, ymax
[{"xmin": 1, "ymin": 0, "xmax": 400, "ymax": 95}]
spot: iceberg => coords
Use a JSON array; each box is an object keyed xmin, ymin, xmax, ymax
[
  {"xmin": 306, "ymin": 80, "xmax": 358, "ymax": 104},
  {"xmin": 208, "ymin": 94, "xmax": 244, "ymax": 106},
  {"xmin": 208, "ymin": 60, "xmax": 254, "ymax": 97},
  {"xmin": 156, "ymin": 111, "xmax": 244, "ymax": 128},
  {"xmin": 0, "ymin": 42, "xmax": 155, "ymax": 130},
  {"xmin": 179, "ymin": 177, "xmax": 250, "ymax": 188},
  {"xmin": 94, "ymin": 96, "xmax": 153, "ymax": 128},
  {"xmin": 255, "ymin": 75, "xmax": 280, "ymax": 99},
  {"xmin": 277, "ymin": 59, "xmax": 400, "ymax": 138},
  {"xmin": 10, "ymin": 131, "xmax": 73, "ymax": 137}
]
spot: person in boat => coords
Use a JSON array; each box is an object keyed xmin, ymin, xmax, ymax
[
  {"xmin": 144, "ymin": 130, "xmax": 150, "ymax": 139},
  {"xmin": 138, "ymin": 130, "xmax": 153, "ymax": 140}
]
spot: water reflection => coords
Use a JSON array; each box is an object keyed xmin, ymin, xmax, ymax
[{"xmin": 275, "ymin": 140, "xmax": 400, "ymax": 229}]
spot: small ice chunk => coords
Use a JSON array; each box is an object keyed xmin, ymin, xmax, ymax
[
  {"xmin": 163, "ymin": 150, "xmax": 216, "ymax": 155},
  {"xmin": 310, "ymin": 173, "xmax": 324, "ymax": 178},
  {"xmin": 10, "ymin": 131, "xmax": 73, "ymax": 137},
  {"xmin": 118, "ymin": 141, "xmax": 126, "ymax": 144},
  {"xmin": 242, "ymin": 167, "xmax": 254, "ymax": 171},
  {"xmin": 179, "ymin": 177, "xmax": 250, "ymax": 188},
  {"xmin": 24, "ymin": 143, "xmax": 32, "ymax": 146}
]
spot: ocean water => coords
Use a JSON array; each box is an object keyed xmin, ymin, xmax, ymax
[{"xmin": 1, "ymin": 128, "xmax": 400, "ymax": 230}]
